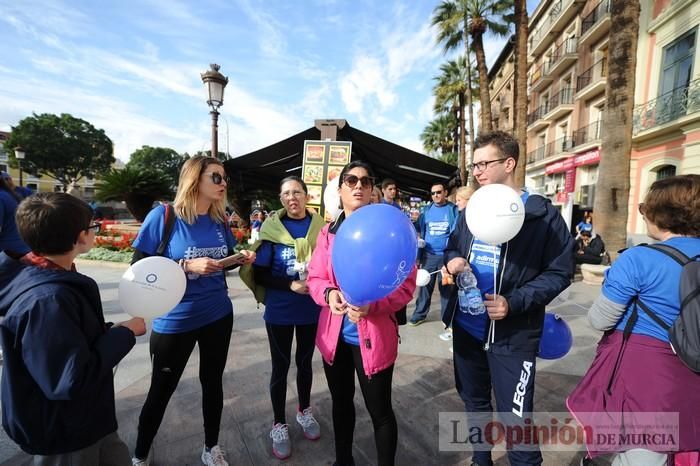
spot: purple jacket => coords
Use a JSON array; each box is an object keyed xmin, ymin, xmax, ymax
[
  {"xmin": 308, "ymin": 223, "xmax": 417, "ymax": 377},
  {"xmin": 567, "ymin": 330, "xmax": 700, "ymax": 457}
]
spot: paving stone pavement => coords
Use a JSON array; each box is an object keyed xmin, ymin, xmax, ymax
[{"xmin": 0, "ymin": 260, "xmax": 613, "ymax": 466}]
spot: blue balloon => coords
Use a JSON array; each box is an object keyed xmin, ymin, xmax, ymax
[
  {"xmin": 538, "ymin": 313, "xmax": 573, "ymax": 359},
  {"xmin": 332, "ymin": 204, "xmax": 417, "ymax": 306}
]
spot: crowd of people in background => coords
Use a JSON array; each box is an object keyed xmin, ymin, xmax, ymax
[{"xmin": 0, "ymin": 131, "xmax": 698, "ymax": 466}]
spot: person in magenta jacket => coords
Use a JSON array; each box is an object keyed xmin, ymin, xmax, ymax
[{"xmin": 307, "ymin": 160, "xmax": 416, "ymax": 466}]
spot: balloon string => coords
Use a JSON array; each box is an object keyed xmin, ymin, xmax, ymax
[{"xmin": 485, "ymin": 247, "xmax": 497, "ymax": 350}]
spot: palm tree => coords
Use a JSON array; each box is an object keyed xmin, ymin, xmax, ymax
[
  {"xmin": 421, "ymin": 113, "xmax": 458, "ymax": 163},
  {"xmin": 433, "ymin": 0, "xmax": 512, "ymax": 135},
  {"xmin": 593, "ymin": 0, "xmax": 641, "ymax": 258},
  {"xmin": 433, "ymin": 58, "xmax": 470, "ymax": 182},
  {"xmin": 95, "ymin": 167, "xmax": 172, "ymax": 221},
  {"xmin": 512, "ymin": 0, "xmax": 528, "ymax": 187}
]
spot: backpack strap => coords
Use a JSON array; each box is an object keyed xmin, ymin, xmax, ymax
[
  {"xmin": 641, "ymin": 243, "xmax": 691, "ymax": 266},
  {"xmin": 633, "ymin": 297, "xmax": 671, "ymax": 332},
  {"xmin": 155, "ymin": 203, "xmax": 176, "ymax": 256}
]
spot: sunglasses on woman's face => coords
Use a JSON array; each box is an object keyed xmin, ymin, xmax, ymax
[
  {"xmin": 208, "ymin": 172, "xmax": 230, "ymax": 185},
  {"xmin": 342, "ymin": 174, "xmax": 374, "ymax": 189}
]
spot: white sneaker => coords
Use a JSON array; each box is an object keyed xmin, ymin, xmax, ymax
[
  {"xmin": 132, "ymin": 458, "xmax": 149, "ymax": 466},
  {"xmin": 270, "ymin": 423, "xmax": 291, "ymax": 459},
  {"xmin": 296, "ymin": 406, "xmax": 321, "ymax": 440},
  {"xmin": 439, "ymin": 328, "xmax": 453, "ymax": 341},
  {"xmin": 201, "ymin": 445, "xmax": 228, "ymax": 466}
]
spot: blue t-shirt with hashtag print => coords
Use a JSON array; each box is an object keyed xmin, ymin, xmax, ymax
[
  {"xmin": 254, "ymin": 215, "xmax": 320, "ymax": 325},
  {"xmin": 133, "ymin": 204, "xmax": 235, "ymax": 334}
]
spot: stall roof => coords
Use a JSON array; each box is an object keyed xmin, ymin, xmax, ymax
[{"xmin": 224, "ymin": 121, "xmax": 458, "ymax": 198}]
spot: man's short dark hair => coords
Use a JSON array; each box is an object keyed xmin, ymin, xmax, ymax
[
  {"xmin": 16, "ymin": 193, "xmax": 94, "ymax": 255},
  {"xmin": 474, "ymin": 130, "xmax": 520, "ymax": 165},
  {"xmin": 580, "ymin": 230, "xmax": 592, "ymax": 238},
  {"xmin": 381, "ymin": 178, "xmax": 397, "ymax": 190},
  {"xmin": 430, "ymin": 180, "xmax": 447, "ymax": 192}
]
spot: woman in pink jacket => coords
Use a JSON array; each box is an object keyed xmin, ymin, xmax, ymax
[{"xmin": 307, "ymin": 160, "xmax": 416, "ymax": 466}]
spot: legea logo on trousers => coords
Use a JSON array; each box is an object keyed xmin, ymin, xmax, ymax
[{"xmin": 512, "ymin": 360, "xmax": 533, "ymax": 417}]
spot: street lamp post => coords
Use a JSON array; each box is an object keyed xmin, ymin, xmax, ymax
[
  {"xmin": 200, "ymin": 64, "xmax": 229, "ymax": 158},
  {"xmin": 14, "ymin": 147, "xmax": 25, "ymax": 187}
]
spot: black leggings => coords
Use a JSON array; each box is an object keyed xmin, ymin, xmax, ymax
[
  {"xmin": 323, "ymin": 337, "xmax": 397, "ymax": 466},
  {"xmin": 265, "ymin": 322, "xmax": 318, "ymax": 424},
  {"xmin": 134, "ymin": 313, "xmax": 233, "ymax": 459}
]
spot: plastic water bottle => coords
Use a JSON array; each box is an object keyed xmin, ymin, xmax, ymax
[{"xmin": 457, "ymin": 270, "xmax": 486, "ymax": 316}]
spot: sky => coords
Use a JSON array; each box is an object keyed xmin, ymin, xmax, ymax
[{"xmin": 0, "ymin": 0, "xmax": 539, "ymax": 163}]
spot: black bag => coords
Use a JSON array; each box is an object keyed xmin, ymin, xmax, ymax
[
  {"xmin": 130, "ymin": 203, "xmax": 176, "ymax": 264},
  {"xmin": 625, "ymin": 244, "xmax": 700, "ymax": 372}
]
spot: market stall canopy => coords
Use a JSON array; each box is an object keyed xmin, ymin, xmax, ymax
[{"xmin": 224, "ymin": 120, "xmax": 458, "ymax": 199}]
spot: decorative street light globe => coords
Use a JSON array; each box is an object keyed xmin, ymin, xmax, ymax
[{"xmin": 14, "ymin": 147, "xmax": 25, "ymax": 187}]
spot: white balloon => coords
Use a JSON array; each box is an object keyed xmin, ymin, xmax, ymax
[
  {"xmin": 323, "ymin": 175, "xmax": 342, "ymax": 219},
  {"xmin": 465, "ymin": 184, "xmax": 525, "ymax": 245},
  {"xmin": 119, "ymin": 256, "xmax": 187, "ymax": 319},
  {"xmin": 416, "ymin": 268, "xmax": 431, "ymax": 287}
]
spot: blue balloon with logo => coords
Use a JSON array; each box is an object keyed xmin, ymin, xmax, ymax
[
  {"xmin": 332, "ymin": 204, "xmax": 417, "ymax": 306},
  {"xmin": 538, "ymin": 313, "xmax": 573, "ymax": 359}
]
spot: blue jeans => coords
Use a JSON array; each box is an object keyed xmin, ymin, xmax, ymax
[{"xmin": 410, "ymin": 251, "xmax": 452, "ymax": 323}]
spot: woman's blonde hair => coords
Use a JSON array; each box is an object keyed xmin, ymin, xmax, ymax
[
  {"xmin": 173, "ymin": 156, "xmax": 227, "ymax": 224},
  {"xmin": 455, "ymin": 185, "xmax": 476, "ymax": 202}
]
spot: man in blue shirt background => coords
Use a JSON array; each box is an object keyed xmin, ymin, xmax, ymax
[
  {"xmin": 381, "ymin": 178, "xmax": 401, "ymax": 209},
  {"xmin": 409, "ymin": 181, "xmax": 458, "ymax": 327}
]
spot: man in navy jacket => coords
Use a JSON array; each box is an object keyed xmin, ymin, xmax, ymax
[{"xmin": 443, "ymin": 131, "xmax": 574, "ymax": 466}]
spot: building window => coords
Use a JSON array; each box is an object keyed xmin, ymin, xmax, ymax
[
  {"xmin": 54, "ymin": 185, "xmax": 63, "ymax": 192},
  {"xmin": 655, "ymin": 165, "xmax": 676, "ymax": 181},
  {"xmin": 0, "ymin": 164, "xmax": 6, "ymax": 173},
  {"xmin": 26, "ymin": 183, "xmax": 38, "ymax": 191},
  {"xmin": 659, "ymin": 28, "xmax": 696, "ymax": 97}
]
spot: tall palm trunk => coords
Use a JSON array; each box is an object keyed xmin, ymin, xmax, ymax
[
  {"xmin": 472, "ymin": 31, "xmax": 493, "ymax": 132},
  {"xmin": 465, "ymin": 27, "xmax": 476, "ymax": 187},
  {"xmin": 458, "ymin": 92, "xmax": 467, "ymax": 184},
  {"xmin": 513, "ymin": 0, "xmax": 528, "ymax": 187},
  {"xmin": 593, "ymin": 0, "xmax": 640, "ymax": 259}
]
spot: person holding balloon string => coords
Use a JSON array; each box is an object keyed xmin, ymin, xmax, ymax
[
  {"xmin": 307, "ymin": 160, "xmax": 417, "ymax": 466},
  {"xmin": 0, "ymin": 193, "xmax": 146, "ymax": 465},
  {"xmin": 443, "ymin": 131, "xmax": 574, "ymax": 466},
  {"xmin": 130, "ymin": 156, "xmax": 255, "ymax": 466},
  {"xmin": 238, "ymin": 175, "xmax": 325, "ymax": 460}
]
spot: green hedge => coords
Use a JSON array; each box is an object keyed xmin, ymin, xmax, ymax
[{"xmin": 79, "ymin": 247, "xmax": 132, "ymax": 263}]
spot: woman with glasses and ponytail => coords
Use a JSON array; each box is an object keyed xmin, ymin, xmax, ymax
[
  {"xmin": 130, "ymin": 156, "xmax": 255, "ymax": 466},
  {"xmin": 240, "ymin": 175, "xmax": 325, "ymax": 460},
  {"xmin": 307, "ymin": 161, "xmax": 417, "ymax": 466}
]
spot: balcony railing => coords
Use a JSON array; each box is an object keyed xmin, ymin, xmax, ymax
[
  {"xmin": 530, "ymin": 61, "xmax": 551, "ymax": 87},
  {"xmin": 572, "ymin": 120, "xmax": 602, "ymax": 147},
  {"xmin": 547, "ymin": 87, "xmax": 575, "ymax": 110},
  {"xmin": 529, "ymin": 0, "xmax": 563, "ymax": 49},
  {"xmin": 581, "ymin": 0, "xmax": 611, "ymax": 37},
  {"xmin": 633, "ymin": 78, "xmax": 700, "ymax": 135},
  {"xmin": 576, "ymin": 58, "xmax": 607, "ymax": 92},
  {"xmin": 550, "ymin": 37, "xmax": 578, "ymax": 65},
  {"xmin": 527, "ymin": 135, "xmax": 575, "ymax": 164},
  {"xmin": 527, "ymin": 104, "xmax": 550, "ymax": 126}
]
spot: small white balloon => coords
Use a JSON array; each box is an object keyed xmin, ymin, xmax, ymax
[
  {"xmin": 323, "ymin": 175, "xmax": 341, "ymax": 219},
  {"xmin": 416, "ymin": 268, "xmax": 431, "ymax": 287},
  {"xmin": 119, "ymin": 256, "xmax": 187, "ymax": 320},
  {"xmin": 465, "ymin": 184, "xmax": 525, "ymax": 245}
]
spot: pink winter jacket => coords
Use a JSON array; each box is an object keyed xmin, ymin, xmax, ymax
[{"xmin": 308, "ymin": 223, "xmax": 417, "ymax": 377}]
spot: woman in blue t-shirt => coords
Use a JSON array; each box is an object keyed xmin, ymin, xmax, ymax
[
  {"xmin": 130, "ymin": 156, "xmax": 255, "ymax": 466},
  {"xmin": 246, "ymin": 176, "xmax": 324, "ymax": 459},
  {"xmin": 568, "ymin": 174, "xmax": 700, "ymax": 465}
]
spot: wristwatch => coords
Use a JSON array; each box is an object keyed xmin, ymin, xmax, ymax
[{"xmin": 324, "ymin": 287, "xmax": 338, "ymax": 304}]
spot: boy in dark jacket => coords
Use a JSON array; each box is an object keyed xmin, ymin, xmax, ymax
[
  {"xmin": 443, "ymin": 131, "xmax": 574, "ymax": 466},
  {"xmin": 0, "ymin": 193, "xmax": 145, "ymax": 465}
]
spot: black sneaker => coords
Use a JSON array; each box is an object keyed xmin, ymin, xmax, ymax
[{"xmin": 408, "ymin": 318, "xmax": 426, "ymax": 327}]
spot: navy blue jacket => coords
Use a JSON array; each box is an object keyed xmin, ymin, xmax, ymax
[
  {"xmin": 0, "ymin": 253, "xmax": 135, "ymax": 455},
  {"xmin": 443, "ymin": 193, "xmax": 574, "ymax": 354}
]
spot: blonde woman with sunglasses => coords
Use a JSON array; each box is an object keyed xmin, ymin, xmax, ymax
[{"xmin": 130, "ymin": 156, "xmax": 255, "ymax": 466}]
